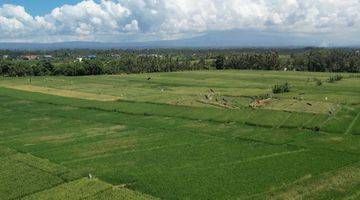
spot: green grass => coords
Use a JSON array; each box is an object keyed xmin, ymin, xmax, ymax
[
  {"xmin": 23, "ymin": 178, "xmax": 157, "ymax": 200},
  {"xmin": 0, "ymin": 146, "xmax": 75, "ymax": 200},
  {"xmin": 22, "ymin": 178, "xmax": 111, "ymax": 200},
  {"xmin": 267, "ymin": 161, "xmax": 360, "ymax": 200},
  {"xmin": 0, "ymin": 146, "xmax": 156, "ymax": 200},
  {"xmin": 0, "ymin": 70, "xmax": 359, "ymax": 199}
]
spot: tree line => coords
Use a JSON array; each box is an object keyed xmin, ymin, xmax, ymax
[
  {"xmin": 1, "ymin": 49, "xmax": 359, "ymax": 77},
  {"xmin": 214, "ymin": 50, "xmax": 360, "ymax": 72},
  {"xmin": 0, "ymin": 55, "xmax": 206, "ymax": 77}
]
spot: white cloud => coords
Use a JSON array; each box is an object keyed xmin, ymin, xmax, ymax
[
  {"xmin": 45, "ymin": 0, "xmax": 131, "ymax": 35},
  {"xmin": 0, "ymin": 4, "xmax": 34, "ymax": 36},
  {"xmin": 0, "ymin": 0, "xmax": 359, "ymax": 43},
  {"xmin": 123, "ymin": 20, "xmax": 139, "ymax": 33}
]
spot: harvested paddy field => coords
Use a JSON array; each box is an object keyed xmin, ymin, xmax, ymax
[{"xmin": 0, "ymin": 70, "xmax": 359, "ymax": 199}]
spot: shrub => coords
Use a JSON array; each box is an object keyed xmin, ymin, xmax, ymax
[
  {"xmin": 314, "ymin": 78, "xmax": 322, "ymax": 86},
  {"xmin": 214, "ymin": 55, "xmax": 225, "ymax": 70},
  {"xmin": 272, "ymin": 82, "xmax": 290, "ymax": 94},
  {"xmin": 327, "ymin": 74, "xmax": 343, "ymax": 83},
  {"xmin": 253, "ymin": 93, "xmax": 272, "ymax": 100}
]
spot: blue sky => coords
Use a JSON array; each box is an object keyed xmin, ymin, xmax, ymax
[
  {"xmin": 0, "ymin": 0, "xmax": 359, "ymax": 45},
  {"xmin": 0, "ymin": 0, "xmax": 86, "ymax": 15}
]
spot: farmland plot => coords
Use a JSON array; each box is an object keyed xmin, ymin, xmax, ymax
[
  {"xmin": 0, "ymin": 145, "xmax": 156, "ymax": 200},
  {"xmin": 0, "ymin": 70, "xmax": 359, "ymax": 199}
]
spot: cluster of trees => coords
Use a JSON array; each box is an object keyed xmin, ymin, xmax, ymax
[
  {"xmin": 1, "ymin": 49, "xmax": 359, "ymax": 77},
  {"xmin": 0, "ymin": 60, "xmax": 54, "ymax": 77},
  {"xmin": 290, "ymin": 50, "xmax": 360, "ymax": 72},
  {"xmin": 215, "ymin": 52, "xmax": 280, "ymax": 70},
  {"xmin": 104, "ymin": 56, "xmax": 206, "ymax": 74}
]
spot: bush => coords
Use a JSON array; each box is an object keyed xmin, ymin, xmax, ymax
[
  {"xmin": 327, "ymin": 74, "xmax": 343, "ymax": 83},
  {"xmin": 253, "ymin": 93, "xmax": 272, "ymax": 100},
  {"xmin": 272, "ymin": 82, "xmax": 290, "ymax": 94},
  {"xmin": 83, "ymin": 60, "xmax": 104, "ymax": 75},
  {"xmin": 214, "ymin": 55, "xmax": 225, "ymax": 70},
  {"xmin": 314, "ymin": 78, "xmax": 322, "ymax": 86}
]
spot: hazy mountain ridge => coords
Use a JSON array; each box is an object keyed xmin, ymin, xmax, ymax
[{"xmin": 0, "ymin": 30, "xmax": 358, "ymax": 50}]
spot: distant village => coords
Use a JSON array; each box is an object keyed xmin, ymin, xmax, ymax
[
  {"xmin": 0, "ymin": 54, "xmax": 98, "ymax": 62},
  {"xmin": 0, "ymin": 52, "xmax": 166, "ymax": 62}
]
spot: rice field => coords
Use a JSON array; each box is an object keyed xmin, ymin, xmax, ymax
[{"xmin": 0, "ymin": 70, "xmax": 359, "ymax": 199}]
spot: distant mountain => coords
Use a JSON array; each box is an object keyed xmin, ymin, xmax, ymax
[
  {"xmin": 0, "ymin": 29, "xmax": 358, "ymax": 50},
  {"xmin": 0, "ymin": 41, "xmax": 132, "ymax": 50}
]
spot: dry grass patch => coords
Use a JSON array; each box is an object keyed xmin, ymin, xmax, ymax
[
  {"xmin": 85, "ymin": 125, "xmax": 126, "ymax": 137},
  {"xmin": 13, "ymin": 100, "xmax": 32, "ymax": 104},
  {"xmin": 60, "ymin": 106, "xmax": 79, "ymax": 111},
  {"xmin": 29, "ymin": 117, "xmax": 51, "ymax": 121},
  {"xmin": 35, "ymin": 134, "xmax": 74, "ymax": 142},
  {"xmin": 2, "ymin": 85, "xmax": 119, "ymax": 101},
  {"xmin": 263, "ymin": 99, "xmax": 336, "ymax": 114},
  {"xmin": 72, "ymin": 138, "xmax": 136, "ymax": 158}
]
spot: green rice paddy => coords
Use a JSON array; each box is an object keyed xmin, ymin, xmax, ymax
[{"xmin": 0, "ymin": 70, "xmax": 359, "ymax": 199}]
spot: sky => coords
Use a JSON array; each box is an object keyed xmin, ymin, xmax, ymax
[
  {"xmin": 0, "ymin": 0, "xmax": 86, "ymax": 16},
  {"xmin": 0, "ymin": 0, "xmax": 359, "ymax": 46}
]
